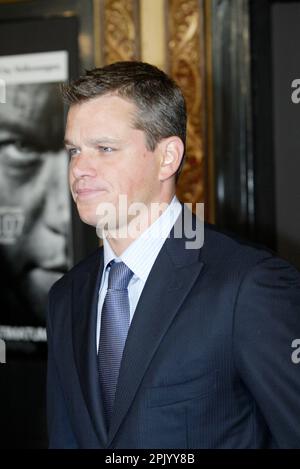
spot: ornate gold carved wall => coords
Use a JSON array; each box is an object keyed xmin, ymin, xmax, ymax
[
  {"xmin": 167, "ymin": 0, "xmax": 206, "ymax": 208},
  {"xmin": 103, "ymin": 0, "xmax": 140, "ymax": 64},
  {"xmin": 97, "ymin": 0, "xmax": 212, "ymax": 217}
]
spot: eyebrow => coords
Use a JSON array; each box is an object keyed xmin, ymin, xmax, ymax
[
  {"xmin": 63, "ymin": 138, "xmax": 75, "ymax": 147},
  {"xmin": 63, "ymin": 137, "xmax": 122, "ymax": 147}
]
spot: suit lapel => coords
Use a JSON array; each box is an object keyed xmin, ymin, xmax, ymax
[
  {"xmin": 107, "ymin": 227, "xmax": 205, "ymax": 445},
  {"xmin": 71, "ymin": 250, "xmax": 108, "ymax": 446}
]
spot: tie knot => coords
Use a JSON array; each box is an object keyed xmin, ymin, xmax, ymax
[{"xmin": 107, "ymin": 261, "xmax": 133, "ymax": 290}]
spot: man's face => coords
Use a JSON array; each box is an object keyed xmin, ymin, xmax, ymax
[
  {"xmin": 66, "ymin": 94, "xmax": 162, "ymax": 230},
  {"xmin": 0, "ymin": 84, "xmax": 70, "ymax": 322}
]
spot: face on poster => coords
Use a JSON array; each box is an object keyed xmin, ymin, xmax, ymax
[{"xmin": 0, "ymin": 51, "xmax": 72, "ymax": 335}]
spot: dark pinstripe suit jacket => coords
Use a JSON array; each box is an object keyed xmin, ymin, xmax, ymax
[{"xmin": 47, "ymin": 216, "xmax": 300, "ymax": 448}]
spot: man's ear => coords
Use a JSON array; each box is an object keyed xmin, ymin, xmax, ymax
[{"xmin": 158, "ymin": 137, "xmax": 184, "ymax": 181}]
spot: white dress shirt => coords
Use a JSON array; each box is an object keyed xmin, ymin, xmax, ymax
[{"xmin": 96, "ymin": 196, "xmax": 182, "ymax": 351}]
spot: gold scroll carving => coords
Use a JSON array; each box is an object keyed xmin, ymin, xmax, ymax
[
  {"xmin": 103, "ymin": 0, "xmax": 140, "ymax": 64},
  {"xmin": 168, "ymin": 0, "xmax": 206, "ymax": 208}
]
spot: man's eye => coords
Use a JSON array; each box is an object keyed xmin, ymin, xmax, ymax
[
  {"xmin": 99, "ymin": 146, "xmax": 114, "ymax": 153},
  {"xmin": 67, "ymin": 148, "xmax": 80, "ymax": 157}
]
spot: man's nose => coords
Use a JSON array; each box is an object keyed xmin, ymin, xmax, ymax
[{"xmin": 71, "ymin": 150, "xmax": 97, "ymax": 179}]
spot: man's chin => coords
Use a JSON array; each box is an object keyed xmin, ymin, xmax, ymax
[
  {"xmin": 77, "ymin": 209, "xmax": 98, "ymax": 227},
  {"xmin": 80, "ymin": 216, "xmax": 98, "ymax": 227}
]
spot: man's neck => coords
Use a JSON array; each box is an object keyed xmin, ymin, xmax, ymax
[{"xmin": 105, "ymin": 195, "xmax": 175, "ymax": 257}]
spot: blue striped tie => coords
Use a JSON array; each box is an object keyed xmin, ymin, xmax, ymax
[{"xmin": 98, "ymin": 261, "xmax": 133, "ymax": 427}]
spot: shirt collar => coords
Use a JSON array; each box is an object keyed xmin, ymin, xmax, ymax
[{"xmin": 102, "ymin": 196, "xmax": 182, "ymax": 282}]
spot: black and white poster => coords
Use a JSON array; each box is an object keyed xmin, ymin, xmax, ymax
[
  {"xmin": 0, "ymin": 50, "xmax": 72, "ymax": 343},
  {"xmin": 0, "ymin": 13, "xmax": 84, "ymax": 362}
]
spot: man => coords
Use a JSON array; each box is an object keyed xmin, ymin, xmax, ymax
[
  {"xmin": 0, "ymin": 83, "xmax": 71, "ymax": 325},
  {"xmin": 47, "ymin": 61, "xmax": 300, "ymax": 448}
]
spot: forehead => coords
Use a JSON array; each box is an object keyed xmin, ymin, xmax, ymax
[{"xmin": 67, "ymin": 94, "xmax": 137, "ymax": 127}]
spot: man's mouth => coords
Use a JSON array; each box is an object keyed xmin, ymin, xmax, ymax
[{"xmin": 75, "ymin": 188, "xmax": 107, "ymax": 200}]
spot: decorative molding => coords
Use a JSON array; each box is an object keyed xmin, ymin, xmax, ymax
[
  {"xmin": 140, "ymin": 0, "xmax": 166, "ymax": 71},
  {"xmin": 93, "ymin": 0, "xmax": 103, "ymax": 66},
  {"xmin": 167, "ymin": 0, "xmax": 206, "ymax": 209},
  {"xmin": 103, "ymin": 0, "xmax": 140, "ymax": 64}
]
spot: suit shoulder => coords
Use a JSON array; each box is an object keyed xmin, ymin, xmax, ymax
[
  {"xmin": 49, "ymin": 246, "xmax": 103, "ymax": 300},
  {"xmin": 202, "ymin": 223, "xmax": 276, "ymax": 270}
]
